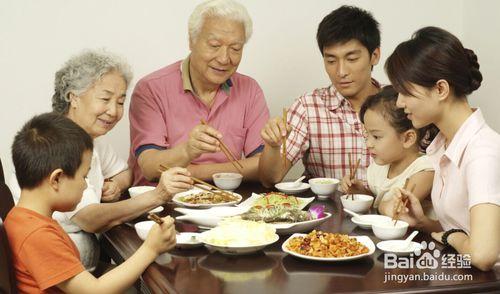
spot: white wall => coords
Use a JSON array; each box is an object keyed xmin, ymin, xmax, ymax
[{"xmin": 1, "ymin": 0, "xmax": 496, "ymax": 181}]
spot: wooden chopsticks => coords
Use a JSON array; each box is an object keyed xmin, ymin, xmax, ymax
[
  {"xmin": 393, "ymin": 178, "xmax": 416, "ymax": 225},
  {"xmin": 348, "ymin": 153, "xmax": 361, "ymax": 200},
  {"xmin": 148, "ymin": 213, "xmax": 163, "ymax": 224},
  {"xmin": 158, "ymin": 164, "xmax": 234, "ymax": 199},
  {"xmin": 200, "ymin": 119, "xmax": 243, "ymax": 173},
  {"xmin": 282, "ymin": 108, "xmax": 288, "ymax": 167}
]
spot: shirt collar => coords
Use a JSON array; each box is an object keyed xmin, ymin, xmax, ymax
[
  {"xmin": 180, "ymin": 56, "xmax": 232, "ymax": 95},
  {"xmin": 427, "ymin": 108, "xmax": 486, "ymax": 167},
  {"xmin": 326, "ymin": 78, "xmax": 382, "ymax": 111}
]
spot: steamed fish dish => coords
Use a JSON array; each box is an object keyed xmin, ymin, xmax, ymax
[
  {"xmin": 253, "ymin": 192, "xmax": 301, "ymax": 209},
  {"xmin": 241, "ymin": 206, "xmax": 312, "ymax": 223}
]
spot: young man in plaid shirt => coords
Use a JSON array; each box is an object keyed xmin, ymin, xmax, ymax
[{"xmin": 259, "ymin": 5, "xmax": 381, "ymax": 187}]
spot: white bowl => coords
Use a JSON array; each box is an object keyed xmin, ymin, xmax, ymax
[
  {"xmin": 351, "ymin": 214, "xmax": 392, "ymax": 229},
  {"xmin": 308, "ymin": 178, "xmax": 339, "ymax": 196},
  {"xmin": 175, "ymin": 232, "xmax": 203, "ymax": 249},
  {"xmin": 212, "ymin": 173, "xmax": 243, "ymax": 191},
  {"xmin": 128, "ymin": 185, "xmax": 155, "ymax": 197},
  {"xmin": 134, "ymin": 220, "xmax": 155, "ymax": 240},
  {"xmin": 340, "ymin": 194, "xmax": 374, "ymax": 213},
  {"xmin": 372, "ymin": 220, "xmax": 409, "ymax": 240},
  {"xmin": 274, "ymin": 182, "xmax": 310, "ymax": 194}
]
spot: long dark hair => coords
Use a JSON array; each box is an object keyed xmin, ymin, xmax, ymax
[
  {"xmin": 385, "ymin": 26, "xmax": 482, "ymax": 98},
  {"xmin": 360, "ymin": 86, "xmax": 439, "ymax": 152}
]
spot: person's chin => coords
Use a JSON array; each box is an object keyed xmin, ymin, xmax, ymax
[{"xmin": 373, "ymin": 157, "xmax": 387, "ymax": 166}]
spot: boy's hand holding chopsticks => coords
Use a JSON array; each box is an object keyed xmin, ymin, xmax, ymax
[{"xmin": 144, "ymin": 215, "xmax": 177, "ymax": 254}]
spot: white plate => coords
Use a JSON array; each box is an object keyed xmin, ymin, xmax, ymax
[
  {"xmin": 199, "ymin": 232, "xmax": 280, "ymax": 255},
  {"xmin": 175, "ymin": 232, "xmax": 203, "ymax": 249},
  {"xmin": 377, "ymin": 240, "xmax": 422, "ymax": 256},
  {"xmin": 282, "ymin": 234, "xmax": 375, "ymax": 261},
  {"xmin": 175, "ymin": 214, "xmax": 222, "ymax": 228},
  {"xmin": 174, "ymin": 206, "xmax": 250, "ymax": 217},
  {"xmin": 272, "ymin": 213, "xmax": 332, "ymax": 234},
  {"xmin": 150, "ymin": 206, "xmax": 164, "ymax": 213},
  {"xmin": 238, "ymin": 193, "xmax": 315, "ymax": 210},
  {"xmin": 173, "ymin": 188, "xmax": 242, "ymax": 208},
  {"xmin": 351, "ymin": 214, "xmax": 392, "ymax": 229},
  {"xmin": 274, "ymin": 182, "xmax": 310, "ymax": 194}
]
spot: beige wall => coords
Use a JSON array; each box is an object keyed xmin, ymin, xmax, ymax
[{"xmin": 1, "ymin": 0, "xmax": 496, "ymax": 181}]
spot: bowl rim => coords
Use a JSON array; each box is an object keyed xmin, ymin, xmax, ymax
[
  {"xmin": 212, "ymin": 172, "xmax": 243, "ymax": 179},
  {"xmin": 340, "ymin": 194, "xmax": 374, "ymax": 201},
  {"xmin": 308, "ymin": 177, "xmax": 340, "ymax": 185},
  {"xmin": 371, "ymin": 220, "xmax": 409, "ymax": 229}
]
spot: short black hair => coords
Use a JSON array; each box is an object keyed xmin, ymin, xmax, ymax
[
  {"xmin": 317, "ymin": 5, "xmax": 380, "ymax": 55},
  {"xmin": 360, "ymin": 86, "xmax": 438, "ymax": 152},
  {"xmin": 12, "ymin": 112, "xmax": 93, "ymax": 189}
]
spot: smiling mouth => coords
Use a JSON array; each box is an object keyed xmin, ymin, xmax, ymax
[
  {"xmin": 210, "ymin": 66, "xmax": 229, "ymax": 73},
  {"xmin": 98, "ymin": 118, "xmax": 115, "ymax": 126}
]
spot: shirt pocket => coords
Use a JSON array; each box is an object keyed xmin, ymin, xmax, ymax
[{"xmin": 224, "ymin": 127, "xmax": 247, "ymax": 159}]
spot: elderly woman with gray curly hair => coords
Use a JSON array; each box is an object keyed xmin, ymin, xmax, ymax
[{"xmin": 10, "ymin": 49, "xmax": 193, "ymax": 271}]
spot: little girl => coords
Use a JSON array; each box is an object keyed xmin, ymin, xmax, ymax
[{"xmin": 341, "ymin": 85, "xmax": 438, "ymax": 217}]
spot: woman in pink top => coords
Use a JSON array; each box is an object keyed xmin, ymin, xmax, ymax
[{"xmin": 385, "ymin": 26, "xmax": 500, "ymax": 271}]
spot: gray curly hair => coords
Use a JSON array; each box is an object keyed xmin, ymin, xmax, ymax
[{"xmin": 52, "ymin": 49, "xmax": 133, "ymax": 114}]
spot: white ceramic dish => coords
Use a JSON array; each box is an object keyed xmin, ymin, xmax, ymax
[
  {"xmin": 175, "ymin": 214, "xmax": 222, "ymax": 228},
  {"xmin": 377, "ymin": 240, "xmax": 422, "ymax": 256},
  {"xmin": 272, "ymin": 213, "xmax": 332, "ymax": 234},
  {"xmin": 351, "ymin": 214, "xmax": 392, "ymax": 229},
  {"xmin": 199, "ymin": 232, "xmax": 279, "ymax": 255},
  {"xmin": 175, "ymin": 206, "xmax": 250, "ymax": 217},
  {"xmin": 173, "ymin": 188, "xmax": 242, "ymax": 208},
  {"xmin": 282, "ymin": 234, "xmax": 375, "ymax": 261},
  {"xmin": 149, "ymin": 206, "xmax": 164, "ymax": 213},
  {"xmin": 239, "ymin": 193, "xmax": 315, "ymax": 210},
  {"xmin": 275, "ymin": 182, "xmax": 310, "ymax": 194},
  {"xmin": 134, "ymin": 220, "xmax": 154, "ymax": 241},
  {"xmin": 128, "ymin": 185, "xmax": 155, "ymax": 197},
  {"xmin": 372, "ymin": 220, "xmax": 409, "ymax": 240},
  {"xmin": 340, "ymin": 194, "xmax": 374, "ymax": 213},
  {"xmin": 212, "ymin": 173, "xmax": 243, "ymax": 191},
  {"xmin": 308, "ymin": 178, "xmax": 340, "ymax": 196},
  {"xmin": 175, "ymin": 232, "xmax": 203, "ymax": 249}
]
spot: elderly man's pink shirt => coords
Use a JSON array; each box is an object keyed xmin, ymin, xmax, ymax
[
  {"xmin": 428, "ymin": 109, "xmax": 500, "ymax": 233},
  {"xmin": 129, "ymin": 60, "xmax": 269, "ymax": 185}
]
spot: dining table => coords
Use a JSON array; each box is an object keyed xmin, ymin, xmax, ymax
[{"xmin": 101, "ymin": 182, "xmax": 500, "ymax": 294}]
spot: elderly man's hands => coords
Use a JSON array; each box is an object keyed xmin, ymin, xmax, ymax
[
  {"xmin": 184, "ymin": 124, "xmax": 222, "ymax": 160},
  {"xmin": 261, "ymin": 117, "xmax": 291, "ymax": 148}
]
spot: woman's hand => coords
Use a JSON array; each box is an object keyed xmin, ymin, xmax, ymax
[
  {"xmin": 155, "ymin": 167, "xmax": 193, "ymax": 202},
  {"xmin": 260, "ymin": 117, "xmax": 290, "ymax": 148},
  {"xmin": 101, "ymin": 180, "xmax": 122, "ymax": 202},
  {"xmin": 393, "ymin": 187, "xmax": 428, "ymax": 227}
]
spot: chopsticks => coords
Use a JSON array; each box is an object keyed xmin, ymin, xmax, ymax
[
  {"xmin": 393, "ymin": 178, "xmax": 416, "ymax": 225},
  {"xmin": 148, "ymin": 213, "xmax": 163, "ymax": 224},
  {"xmin": 348, "ymin": 153, "xmax": 361, "ymax": 200},
  {"xmin": 282, "ymin": 108, "xmax": 288, "ymax": 167},
  {"xmin": 158, "ymin": 164, "xmax": 234, "ymax": 199},
  {"xmin": 200, "ymin": 119, "xmax": 243, "ymax": 173}
]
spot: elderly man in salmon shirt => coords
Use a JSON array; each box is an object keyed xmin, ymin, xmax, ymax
[{"xmin": 129, "ymin": 0, "xmax": 270, "ymax": 185}]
